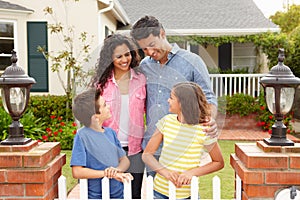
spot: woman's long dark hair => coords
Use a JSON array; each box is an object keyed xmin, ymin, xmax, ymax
[{"xmin": 89, "ymin": 34, "xmax": 141, "ymax": 91}]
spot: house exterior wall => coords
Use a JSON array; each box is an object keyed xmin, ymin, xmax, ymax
[{"xmin": 1, "ymin": 0, "xmax": 118, "ymax": 96}]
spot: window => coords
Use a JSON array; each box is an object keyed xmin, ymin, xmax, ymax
[
  {"xmin": 0, "ymin": 20, "xmax": 16, "ymax": 71},
  {"xmin": 232, "ymin": 42, "xmax": 256, "ymax": 72}
]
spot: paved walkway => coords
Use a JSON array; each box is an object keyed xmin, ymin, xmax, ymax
[{"xmin": 66, "ymin": 124, "xmax": 300, "ymax": 199}]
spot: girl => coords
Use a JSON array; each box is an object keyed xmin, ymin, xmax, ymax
[
  {"xmin": 142, "ymin": 82, "xmax": 224, "ymax": 199},
  {"xmin": 90, "ymin": 34, "xmax": 146, "ymax": 199}
]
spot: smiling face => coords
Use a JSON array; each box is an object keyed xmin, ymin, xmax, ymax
[
  {"xmin": 168, "ymin": 90, "xmax": 181, "ymax": 115},
  {"xmin": 136, "ymin": 31, "xmax": 170, "ymax": 63},
  {"xmin": 112, "ymin": 44, "xmax": 132, "ymax": 75},
  {"xmin": 95, "ymin": 96, "xmax": 111, "ymax": 122}
]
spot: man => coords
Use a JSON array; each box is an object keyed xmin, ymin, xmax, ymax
[{"xmin": 130, "ymin": 15, "xmax": 218, "ymax": 175}]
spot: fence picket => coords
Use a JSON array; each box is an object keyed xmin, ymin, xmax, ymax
[
  {"xmin": 79, "ymin": 179, "xmax": 88, "ymax": 200},
  {"xmin": 58, "ymin": 175, "xmax": 67, "ymax": 200},
  {"xmin": 123, "ymin": 179, "xmax": 132, "ymax": 199},
  {"xmin": 146, "ymin": 176, "xmax": 153, "ymax": 200},
  {"xmin": 101, "ymin": 177, "xmax": 110, "ymax": 199},
  {"xmin": 191, "ymin": 176, "xmax": 199, "ymax": 200},
  {"xmin": 213, "ymin": 176, "xmax": 221, "ymax": 200}
]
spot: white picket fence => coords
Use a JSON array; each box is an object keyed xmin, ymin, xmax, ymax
[
  {"xmin": 57, "ymin": 175, "xmax": 242, "ymax": 200},
  {"xmin": 209, "ymin": 73, "xmax": 266, "ymax": 98}
]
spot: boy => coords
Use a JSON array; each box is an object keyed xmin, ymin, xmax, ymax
[{"xmin": 71, "ymin": 88, "xmax": 133, "ymax": 199}]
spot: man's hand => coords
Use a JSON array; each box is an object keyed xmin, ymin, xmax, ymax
[{"xmin": 202, "ymin": 117, "xmax": 218, "ymax": 138}]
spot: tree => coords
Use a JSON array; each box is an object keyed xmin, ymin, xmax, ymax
[
  {"xmin": 38, "ymin": 1, "xmax": 95, "ymax": 101},
  {"xmin": 270, "ymin": 5, "xmax": 300, "ymax": 34},
  {"xmin": 269, "ymin": 4, "xmax": 300, "ymax": 78}
]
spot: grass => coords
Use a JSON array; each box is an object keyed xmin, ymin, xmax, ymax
[{"xmin": 61, "ymin": 140, "xmax": 253, "ymax": 198}]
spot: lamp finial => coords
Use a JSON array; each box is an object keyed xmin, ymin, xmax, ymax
[{"xmin": 278, "ymin": 48, "xmax": 285, "ymax": 63}]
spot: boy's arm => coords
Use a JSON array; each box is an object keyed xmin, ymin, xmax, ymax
[
  {"xmin": 116, "ymin": 156, "xmax": 130, "ymax": 172},
  {"xmin": 72, "ymin": 166, "xmax": 105, "ymax": 179}
]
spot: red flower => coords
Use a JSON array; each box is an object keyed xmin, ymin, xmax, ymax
[
  {"xmin": 58, "ymin": 129, "xmax": 63, "ymax": 133},
  {"xmin": 73, "ymin": 130, "xmax": 77, "ymax": 135},
  {"xmin": 50, "ymin": 115, "xmax": 56, "ymax": 119},
  {"xmin": 72, "ymin": 122, "xmax": 77, "ymax": 127},
  {"xmin": 287, "ymin": 129, "xmax": 291, "ymax": 134},
  {"xmin": 269, "ymin": 115, "xmax": 273, "ymax": 120},
  {"xmin": 268, "ymin": 129, "xmax": 272, "ymax": 134},
  {"xmin": 260, "ymin": 106, "xmax": 265, "ymax": 110},
  {"xmin": 60, "ymin": 122, "xmax": 65, "ymax": 126},
  {"xmin": 46, "ymin": 127, "xmax": 52, "ymax": 132},
  {"xmin": 58, "ymin": 116, "xmax": 63, "ymax": 121},
  {"xmin": 42, "ymin": 135, "xmax": 48, "ymax": 141},
  {"xmin": 54, "ymin": 131, "xmax": 59, "ymax": 136}
]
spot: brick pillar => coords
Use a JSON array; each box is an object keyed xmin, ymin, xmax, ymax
[
  {"xmin": 0, "ymin": 141, "xmax": 66, "ymax": 200},
  {"xmin": 230, "ymin": 141, "xmax": 300, "ymax": 200}
]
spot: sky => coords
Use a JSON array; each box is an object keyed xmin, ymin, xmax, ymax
[{"xmin": 253, "ymin": 0, "xmax": 300, "ymax": 17}]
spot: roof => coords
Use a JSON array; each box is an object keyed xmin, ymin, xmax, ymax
[
  {"xmin": 0, "ymin": 0, "xmax": 33, "ymax": 13},
  {"xmin": 118, "ymin": 0, "xmax": 279, "ymax": 36}
]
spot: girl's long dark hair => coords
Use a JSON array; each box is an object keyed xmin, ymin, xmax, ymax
[
  {"xmin": 173, "ymin": 82, "xmax": 210, "ymax": 124},
  {"xmin": 89, "ymin": 34, "xmax": 141, "ymax": 91}
]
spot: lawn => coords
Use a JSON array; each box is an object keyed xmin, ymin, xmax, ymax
[{"xmin": 61, "ymin": 140, "xmax": 253, "ymax": 198}]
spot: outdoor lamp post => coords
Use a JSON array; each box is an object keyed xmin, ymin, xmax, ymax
[
  {"xmin": 260, "ymin": 48, "xmax": 300, "ymax": 146},
  {"xmin": 0, "ymin": 50, "xmax": 36, "ymax": 145}
]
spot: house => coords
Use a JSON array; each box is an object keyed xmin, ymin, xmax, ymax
[
  {"xmin": 117, "ymin": 0, "xmax": 279, "ymax": 73},
  {"xmin": 0, "ymin": 0, "xmax": 279, "ymax": 96}
]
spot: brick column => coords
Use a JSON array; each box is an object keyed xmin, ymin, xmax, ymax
[
  {"xmin": 0, "ymin": 141, "xmax": 66, "ymax": 200},
  {"xmin": 230, "ymin": 141, "xmax": 300, "ymax": 200}
]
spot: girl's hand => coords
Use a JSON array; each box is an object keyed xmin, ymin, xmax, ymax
[
  {"xmin": 175, "ymin": 172, "xmax": 193, "ymax": 188},
  {"xmin": 159, "ymin": 168, "xmax": 180, "ymax": 186},
  {"xmin": 104, "ymin": 167, "xmax": 120, "ymax": 178}
]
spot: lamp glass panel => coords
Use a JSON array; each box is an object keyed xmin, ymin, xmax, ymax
[
  {"xmin": 2, "ymin": 87, "xmax": 26, "ymax": 114},
  {"xmin": 280, "ymin": 87, "xmax": 295, "ymax": 115},
  {"xmin": 266, "ymin": 87, "xmax": 275, "ymax": 114}
]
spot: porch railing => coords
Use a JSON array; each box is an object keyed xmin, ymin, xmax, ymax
[{"xmin": 209, "ymin": 74, "xmax": 266, "ymax": 98}]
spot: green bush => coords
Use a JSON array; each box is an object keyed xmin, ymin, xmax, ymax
[
  {"xmin": 41, "ymin": 115, "xmax": 77, "ymax": 150},
  {"xmin": 217, "ymin": 92, "xmax": 295, "ymax": 134},
  {"xmin": 256, "ymin": 91, "xmax": 294, "ymax": 134},
  {"xmin": 28, "ymin": 95, "xmax": 73, "ymax": 123},
  {"xmin": 0, "ymin": 95, "xmax": 76, "ymax": 149},
  {"xmin": 220, "ymin": 93, "xmax": 260, "ymax": 116}
]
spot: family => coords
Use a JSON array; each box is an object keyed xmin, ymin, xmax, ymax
[{"xmin": 70, "ymin": 15, "xmax": 224, "ymax": 199}]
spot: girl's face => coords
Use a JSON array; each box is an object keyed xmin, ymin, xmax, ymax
[
  {"xmin": 112, "ymin": 44, "xmax": 132, "ymax": 73},
  {"xmin": 96, "ymin": 96, "xmax": 111, "ymax": 121},
  {"xmin": 168, "ymin": 90, "xmax": 181, "ymax": 114}
]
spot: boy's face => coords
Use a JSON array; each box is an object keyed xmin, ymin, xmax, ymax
[{"xmin": 96, "ymin": 96, "xmax": 111, "ymax": 121}]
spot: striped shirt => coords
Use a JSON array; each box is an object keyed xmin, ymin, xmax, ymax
[{"xmin": 153, "ymin": 114, "xmax": 217, "ymax": 199}]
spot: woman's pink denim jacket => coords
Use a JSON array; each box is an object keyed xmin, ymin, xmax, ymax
[{"xmin": 102, "ymin": 69, "xmax": 146, "ymax": 156}]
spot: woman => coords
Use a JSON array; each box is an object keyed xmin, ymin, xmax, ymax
[{"xmin": 90, "ymin": 34, "xmax": 146, "ymax": 199}]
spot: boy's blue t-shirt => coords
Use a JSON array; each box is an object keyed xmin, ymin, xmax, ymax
[{"xmin": 70, "ymin": 126, "xmax": 126, "ymax": 199}]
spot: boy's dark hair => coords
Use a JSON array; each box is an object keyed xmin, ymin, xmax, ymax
[
  {"xmin": 72, "ymin": 88, "xmax": 102, "ymax": 127},
  {"xmin": 130, "ymin": 15, "xmax": 164, "ymax": 40},
  {"xmin": 173, "ymin": 82, "xmax": 210, "ymax": 125}
]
